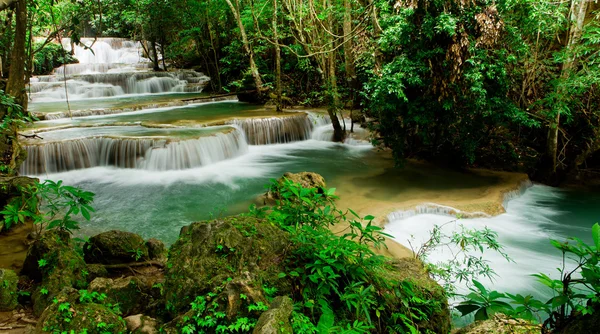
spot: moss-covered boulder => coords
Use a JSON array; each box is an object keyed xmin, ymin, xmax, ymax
[
  {"xmin": 36, "ymin": 287, "xmax": 127, "ymax": 334},
  {"xmin": 84, "ymin": 230, "xmax": 149, "ymax": 264},
  {"xmin": 21, "ymin": 229, "xmax": 88, "ymax": 316},
  {"xmin": 163, "ymin": 216, "xmax": 291, "ymax": 314},
  {"xmin": 89, "ymin": 276, "xmax": 157, "ymax": 316},
  {"xmin": 263, "ymin": 172, "xmax": 326, "ymax": 204},
  {"xmin": 0, "ymin": 268, "xmax": 19, "ymax": 311},
  {"xmin": 253, "ymin": 296, "xmax": 293, "ymax": 334},
  {"xmin": 383, "ymin": 257, "xmax": 452, "ymax": 334},
  {"xmin": 146, "ymin": 238, "xmax": 167, "ymax": 262}
]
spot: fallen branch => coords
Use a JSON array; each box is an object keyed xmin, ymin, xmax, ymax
[
  {"xmin": 180, "ymin": 90, "xmax": 256, "ymax": 102},
  {"xmin": 102, "ymin": 260, "xmax": 165, "ymax": 270}
]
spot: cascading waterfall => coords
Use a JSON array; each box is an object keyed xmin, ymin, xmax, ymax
[
  {"xmin": 20, "ymin": 128, "xmax": 247, "ymax": 175},
  {"xmin": 29, "ymin": 37, "xmax": 210, "ymax": 102},
  {"xmin": 228, "ymin": 114, "xmax": 313, "ymax": 145}
]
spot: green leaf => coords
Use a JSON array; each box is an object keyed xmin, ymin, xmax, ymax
[{"xmin": 592, "ymin": 223, "xmax": 600, "ymax": 250}]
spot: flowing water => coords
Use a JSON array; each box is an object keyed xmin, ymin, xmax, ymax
[{"xmin": 17, "ymin": 38, "xmax": 600, "ymax": 313}]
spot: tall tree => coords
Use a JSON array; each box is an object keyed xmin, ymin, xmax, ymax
[{"xmin": 225, "ymin": 0, "xmax": 264, "ymax": 94}]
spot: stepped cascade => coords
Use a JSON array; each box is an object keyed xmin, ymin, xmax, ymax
[
  {"xmin": 20, "ymin": 127, "xmax": 248, "ymax": 175},
  {"xmin": 29, "ymin": 38, "xmax": 209, "ymax": 102}
]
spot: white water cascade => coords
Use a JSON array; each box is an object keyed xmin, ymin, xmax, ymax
[
  {"xmin": 29, "ymin": 38, "xmax": 210, "ymax": 102},
  {"xmin": 20, "ymin": 127, "xmax": 248, "ymax": 175},
  {"xmin": 228, "ymin": 114, "xmax": 314, "ymax": 145}
]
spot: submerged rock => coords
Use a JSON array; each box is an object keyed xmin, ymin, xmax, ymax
[
  {"xmin": 36, "ymin": 287, "xmax": 127, "ymax": 333},
  {"xmin": 84, "ymin": 230, "xmax": 149, "ymax": 264},
  {"xmin": 0, "ymin": 268, "xmax": 19, "ymax": 311},
  {"xmin": 163, "ymin": 216, "xmax": 290, "ymax": 314},
  {"xmin": 253, "ymin": 296, "xmax": 293, "ymax": 334}
]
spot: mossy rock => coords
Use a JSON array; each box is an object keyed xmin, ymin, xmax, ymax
[
  {"xmin": 163, "ymin": 216, "xmax": 291, "ymax": 315},
  {"xmin": 263, "ymin": 172, "xmax": 326, "ymax": 204},
  {"xmin": 146, "ymin": 238, "xmax": 167, "ymax": 262},
  {"xmin": 36, "ymin": 287, "xmax": 127, "ymax": 334},
  {"xmin": 453, "ymin": 314, "xmax": 541, "ymax": 334},
  {"xmin": 21, "ymin": 229, "xmax": 88, "ymax": 316},
  {"xmin": 381, "ymin": 257, "xmax": 452, "ymax": 334},
  {"xmin": 253, "ymin": 296, "xmax": 293, "ymax": 334},
  {"xmin": 0, "ymin": 268, "xmax": 19, "ymax": 311},
  {"xmin": 89, "ymin": 276, "xmax": 155, "ymax": 316},
  {"xmin": 84, "ymin": 230, "xmax": 149, "ymax": 264}
]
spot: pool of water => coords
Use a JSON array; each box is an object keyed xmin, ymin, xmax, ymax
[
  {"xmin": 386, "ymin": 185, "xmax": 600, "ymax": 306},
  {"xmin": 29, "ymin": 101, "xmax": 301, "ymax": 130}
]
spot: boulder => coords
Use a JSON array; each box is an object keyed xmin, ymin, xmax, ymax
[
  {"xmin": 124, "ymin": 314, "xmax": 159, "ymax": 334},
  {"xmin": 264, "ymin": 172, "xmax": 326, "ymax": 203},
  {"xmin": 20, "ymin": 229, "xmax": 88, "ymax": 316},
  {"xmin": 253, "ymin": 296, "xmax": 293, "ymax": 334},
  {"xmin": 84, "ymin": 230, "xmax": 149, "ymax": 264},
  {"xmin": 86, "ymin": 263, "xmax": 109, "ymax": 282},
  {"xmin": 89, "ymin": 276, "xmax": 155, "ymax": 316},
  {"xmin": 453, "ymin": 313, "xmax": 540, "ymax": 334},
  {"xmin": 36, "ymin": 287, "xmax": 127, "ymax": 333},
  {"xmin": 146, "ymin": 238, "xmax": 167, "ymax": 262},
  {"xmin": 0, "ymin": 268, "xmax": 19, "ymax": 311},
  {"xmin": 163, "ymin": 216, "xmax": 291, "ymax": 315},
  {"xmin": 385, "ymin": 257, "xmax": 452, "ymax": 334}
]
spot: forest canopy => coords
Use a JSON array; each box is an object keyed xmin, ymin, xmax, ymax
[{"xmin": 1, "ymin": 0, "xmax": 599, "ymax": 184}]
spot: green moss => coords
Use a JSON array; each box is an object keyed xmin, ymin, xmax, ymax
[
  {"xmin": 0, "ymin": 269, "xmax": 19, "ymax": 311},
  {"xmin": 164, "ymin": 216, "xmax": 291, "ymax": 315},
  {"xmin": 36, "ymin": 288, "xmax": 126, "ymax": 334}
]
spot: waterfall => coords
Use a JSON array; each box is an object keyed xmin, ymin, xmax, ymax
[
  {"xmin": 20, "ymin": 128, "xmax": 247, "ymax": 175},
  {"xmin": 29, "ymin": 37, "xmax": 210, "ymax": 102},
  {"xmin": 228, "ymin": 114, "xmax": 313, "ymax": 145}
]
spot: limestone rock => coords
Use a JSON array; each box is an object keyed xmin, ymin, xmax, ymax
[
  {"xmin": 0, "ymin": 268, "xmax": 19, "ymax": 311},
  {"xmin": 20, "ymin": 229, "xmax": 87, "ymax": 316},
  {"xmin": 89, "ymin": 276, "xmax": 153, "ymax": 316},
  {"xmin": 253, "ymin": 296, "xmax": 293, "ymax": 334},
  {"xmin": 84, "ymin": 230, "xmax": 149, "ymax": 264},
  {"xmin": 453, "ymin": 314, "xmax": 540, "ymax": 334},
  {"xmin": 36, "ymin": 287, "xmax": 127, "ymax": 333},
  {"xmin": 163, "ymin": 216, "xmax": 290, "ymax": 314},
  {"xmin": 124, "ymin": 314, "xmax": 159, "ymax": 334}
]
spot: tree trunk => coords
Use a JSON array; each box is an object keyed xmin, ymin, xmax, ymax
[
  {"xmin": 150, "ymin": 41, "xmax": 160, "ymax": 71},
  {"xmin": 326, "ymin": 0, "xmax": 344, "ymax": 142},
  {"xmin": 1, "ymin": 0, "xmax": 27, "ymax": 175},
  {"xmin": 273, "ymin": 0, "xmax": 282, "ymax": 111},
  {"xmin": 160, "ymin": 42, "xmax": 167, "ymax": 71},
  {"xmin": 546, "ymin": 0, "xmax": 589, "ymax": 179},
  {"xmin": 343, "ymin": 0, "xmax": 357, "ymax": 131},
  {"xmin": 5, "ymin": 0, "xmax": 26, "ymax": 108},
  {"xmin": 225, "ymin": 0, "xmax": 264, "ymax": 93}
]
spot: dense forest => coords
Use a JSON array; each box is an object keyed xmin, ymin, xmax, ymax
[{"xmin": 0, "ymin": 0, "xmax": 599, "ymax": 184}]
